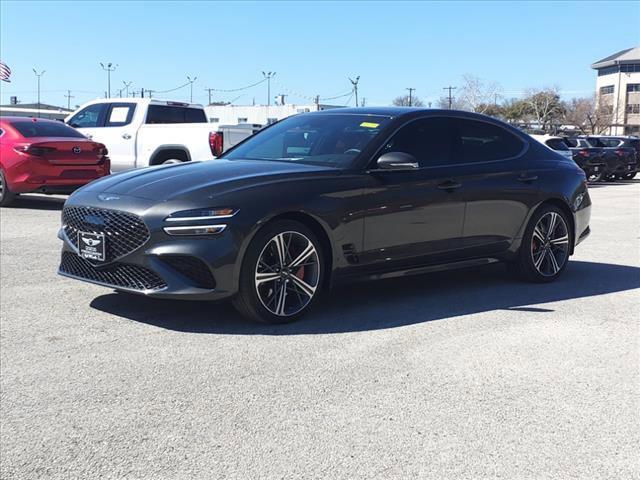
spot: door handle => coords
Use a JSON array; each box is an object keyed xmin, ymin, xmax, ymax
[
  {"xmin": 437, "ymin": 180, "xmax": 462, "ymax": 191},
  {"xmin": 122, "ymin": 133, "xmax": 132, "ymax": 140},
  {"xmin": 518, "ymin": 174, "xmax": 538, "ymax": 183}
]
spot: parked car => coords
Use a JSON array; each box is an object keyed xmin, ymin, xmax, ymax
[
  {"xmin": 0, "ymin": 117, "xmax": 110, "ymax": 207},
  {"xmin": 65, "ymin": 98, "xmax": 257, "ymax": 172},
  {"xmin": 530, "ymin": 134, "xmax": 574, "ymax": 160},
  {"xmin": 58, "ymin": 108, "xmax": 591, "ymax": 324},
  {"xmin": 590, "ymin": 135, "xmax": 639, "ymax": 180},
  {"xmin": 562, "ymin": 137, "xmax": 607, "ymax": 182},
  {"xmin": 572, "ymin": 136, "xmax": 636, "ymax": 181}
]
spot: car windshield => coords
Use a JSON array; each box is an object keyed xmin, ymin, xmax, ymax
[{"xmin": 223, "ymin": 114, "xmax": 391, "ymax": 168}]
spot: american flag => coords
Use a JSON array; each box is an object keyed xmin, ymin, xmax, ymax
[{"xmin": 0, "ymin": 61, "xmax": 11, "ymax": 83}]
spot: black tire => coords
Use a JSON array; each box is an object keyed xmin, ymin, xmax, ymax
[
  {"xmin": 0, "ymin": 169, "xmax": 16, "ymax": 207},
  {"xmin": 621, "ymin": 172, "xmax": 637, "ymax": 180},
  {"xmin": 603, "ymin": 174, "xmax": 617, "ymax": 182},
  {"xmin": 232, "ymin": 220, "xmax": 324, "ymax": 324},
  {"xmin": 511, "ymin": 204, "xmax": 573, "ymax": 283}
]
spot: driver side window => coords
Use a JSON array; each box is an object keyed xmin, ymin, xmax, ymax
[
  {"xmin": 382, "ymin": 117, "xmax": 454, "ymax": 167},
  {"xmin": 68, "ymin": 104, "xmax": 106, "ymax": 128}
]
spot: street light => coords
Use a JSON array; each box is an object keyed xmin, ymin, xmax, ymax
[
  {"xmin": 122, "ymin": 80, "xmax": 133, "ymax": 98},
  {"xmin": 186, "ymin": 75, "xmax": 197, "ymax": 103},
  {"xmin": 100, "ymin": 62, "xmax": 117, "ymax": 98},
  {"xmin": 32, "ymin": 69, "xmax": 45, "ymax": 117},
  {"xmin": 262, "ymin": 71, "xmax": 276, "ymax": 106}
]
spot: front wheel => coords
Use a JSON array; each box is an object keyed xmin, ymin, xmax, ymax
[
  {"xmin": 0, "ymin": 169, "xmax": 17, "ymax": 207},
  {"xmin": 232, "ymin": 220, "xmax": 324, "ymax": 324},
  {"xmin": 511, "ymin": 205, "xmax": 572, "ymax": 283},
  {"xmin": 620, "ymin": 172, "xmax": 637, "ymax": 180},
  {"xmin": 586, "ymin": 171, "xmax": 603, "ymax": 183}
]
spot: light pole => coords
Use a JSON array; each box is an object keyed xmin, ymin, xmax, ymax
[
  {"xmin": 100, "ymin": 62, "xmax": 117, "ymax": 98},
  {"xmin": 262, "ymin": 71, "xmax": 276, "ymax": 106},
  {"xmin": 122, "ymin": 81, "xmax": 133, "ymax": 98},
  {"xmin": 349, "ymin": 76, "xmax": 360, "ymax": 107},
  {"xmin": 406, "ymin": 87, "xmax": 415, "ymax": 107},
  {"xmin": 187, "ymin": 76, "xmax": 197, "ymax": 103},
  {"xmin": 32, "ymin": 69, "xmax": 45, "ymax": 116}
]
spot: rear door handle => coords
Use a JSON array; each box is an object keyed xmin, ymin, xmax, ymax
[
  {"xmin": 122, "ymin": 133, "xmax": 132, "ymax": 140},
  {"xmin": 437, "ymin": 180, "xmax": 462, "ymax": 191},
  {"xmin": 518, "ymin": 174, "xmax": 538, "ymax": 183}
]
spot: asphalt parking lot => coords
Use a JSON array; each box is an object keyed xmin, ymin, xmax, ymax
[{"xmin": 1, "ymin": 181, "xmax": 639, "ymax": 480}]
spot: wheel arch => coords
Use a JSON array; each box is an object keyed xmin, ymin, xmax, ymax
[{"xmin": 148, "ymin": 146, "xmax": 191, "ymax": 166}]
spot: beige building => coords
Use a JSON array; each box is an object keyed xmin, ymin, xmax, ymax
[{"xmin": 592, "ymin": 47, "xmax": 640, "ymax": 135}]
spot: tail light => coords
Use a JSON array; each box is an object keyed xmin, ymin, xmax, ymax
[
  {"xmin": 578, "ymin": 149, "xmax": 590, "ymax": 158},
  {"xmin": 14, "ymin": 144, "xmax": 57, "ymax": 156},
  {"xmin": 209, "ymin": 132, "xmax": 223, "ymax": 157},
  {"xmin": 94, "ymin": 143, "xmax": 109, "ymax": 164}
]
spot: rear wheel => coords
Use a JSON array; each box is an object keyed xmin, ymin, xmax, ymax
[
  {"xmin": 621, "ymin": 172, "xmax": 637, "ymax": 180},
  {"xmin": 586, "ymin": 171, "xmax": 603, "ymax": 183},
  {"xmin": 0, "ymin": 169, "xmax": 16, "ymax": 207},
  {"xmin": 232, "ymin": 220, "xmax": 324, "ymax": 324},
  {"xmin": 512, "ymin": 205, "xmax": 572, "ymax": 283}
]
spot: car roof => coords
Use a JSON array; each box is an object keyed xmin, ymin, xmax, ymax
[
  {"xmin": 0, "ymin": 116, "xmax": 61, "ymax": 123},
  {"xmin": 310, "ymin": 107, "xmax": 504, "ymax": 121}
]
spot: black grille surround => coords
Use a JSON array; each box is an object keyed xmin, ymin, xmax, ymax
[
  {"xmin": 160, "ymin": 255, "xmax": 216, "ymax": 289},
  {"xmin": 59, "ymin": 252, "xmax": 167, "ymax": 291},
  {"xmin": 62, "ymin": 206, "xmax": 150, "ymax": 262}
]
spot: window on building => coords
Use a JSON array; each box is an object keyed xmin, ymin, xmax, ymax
[
  {"xmin": 598, "ymin": 66, "xmax": 619, "ymax": 76},
  {"xmin": 627, "ymin": 84, "xmax": 640, "ymax": 93},
  {"xmin": 600, "ymin": 85, "xmax": 615, "ymax": 95},
  {"xmin": 237, "ymin": 117, "xmax": 248, "ymax": 124},
  {"xmin": 620, "ymin": 64, "xmax": 640, "ymax": 73},
  {"xmin": 626, "ymin": 104, "xmax": 640, "ymax": 114}
]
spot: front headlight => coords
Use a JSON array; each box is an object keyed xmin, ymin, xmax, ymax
[{"xmin": 165, "ymin": 207, "xmax": 238, "ymax": 222}]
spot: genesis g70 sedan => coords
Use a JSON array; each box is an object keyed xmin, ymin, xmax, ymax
[{"xmin": 58, "ymin": 108, "xmax": 591, "ymax": 323}]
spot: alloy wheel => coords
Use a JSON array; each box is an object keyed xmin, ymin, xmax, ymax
[
  {"xmin": 255, "ymin": 231, "xmax": 320, "ymax": 316},
  {"xmin": 530, "ymin": 212, "xmax": 570, "ymax": 277}
]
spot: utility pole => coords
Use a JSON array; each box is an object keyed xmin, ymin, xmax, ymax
[
  {"xmin": 32, "ymin": 69, "xmax": 45, "ymax": 117},
  {"xmin": 186, "ymin": 75, "xmax": 197, "ymax": 103},
  {"xmin": 122, "ymin": 81, "xmax": 133, "ymax": 97},
  {"xmin": 64, "ymin": 90, "xmax": 74, "ymax": 110},
  {"xmin": 315, "ymin": 95, "xmax": 320, "ymax": 106},
  {"xmin": 276, "ymin": 94, "xmax": 286, "ymax": 105},
  {"xmin": 100, "ymin": 62, "xmax": 117, "ymax": 98},
  {"xmin": 204, "ymin": 87, "xmax": 215, "ymax": 105},
  {"xmin": 406, "ymin": 87, "xmax": 415, "ymax": 107},
  {"xmin": 349, "ymin": 76, "xmax": 360, "ymax": 107},
  {"xmin": 443, "ymin": 85, "xmax": 457, "ymax": 109},
  {"xmin": 262, "ymin": 71, "xmax": 276, "ymax": 106},
  {"xmin": 361, "ymin": 97, "xmax": 366, "ymax": 107}
]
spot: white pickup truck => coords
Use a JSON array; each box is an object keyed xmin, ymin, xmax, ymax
[{"xmin": 66, "ymin": 98, "xmax": 259, "ymax": 172}]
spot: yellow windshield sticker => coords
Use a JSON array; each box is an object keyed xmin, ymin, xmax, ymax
[{"xmin": 360, "ymin": 122, "xmax": 380, "ymax": 128}]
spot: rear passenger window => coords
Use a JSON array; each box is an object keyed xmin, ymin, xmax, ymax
[
  {"xmin": 453, "ymin": 119, "xmax": 524, "ymax": 163},
  {"xmin": 146, "ymin": 105, "xmax": 207, "ymax": 124},
  {"xmin": 545, "ymin": 138, "xmax": 569, "ymax": 151},
  {"xmin": 381, "ymin": 117, "xmax": 454, "ymax": 167}
]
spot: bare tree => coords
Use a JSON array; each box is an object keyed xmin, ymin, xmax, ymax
[
  {"xmin": 562, "ymin": 94, "xmax": 613, "ymax": 134},
  {"xmin": 457, "ymin": 74, "xmax": 502, "ymax": 113},
  {"xmin": 392, "ymin": 95, "xmax": 425, "ymax": 107},
  {"xmin": 435, "ymin": 95, "xmax": 463, "ymax": 110},
  {"xmin": 523, "ymin": 87, "xmax": 565, "ymax": 132}
]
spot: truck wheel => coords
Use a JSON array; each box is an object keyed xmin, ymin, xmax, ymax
[
  {"xmin": 162, "ymin": 158, "xmax": 184, "ymax": 165},
  {"xmin": 0, "ymin": 169, "xmax": 17, "ymax": 207}
]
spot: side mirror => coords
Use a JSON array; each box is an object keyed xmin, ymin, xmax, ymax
[{"xmin": 375, "ymin": 152, "xmax": 419, "ymax": 171}]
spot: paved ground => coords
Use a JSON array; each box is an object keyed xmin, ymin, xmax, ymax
[{"xmin": 1, "ymin": 182, "xmax": 639, "ymax": 480}]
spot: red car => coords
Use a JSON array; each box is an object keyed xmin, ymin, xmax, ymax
[{"xmin": 0, "ymin": 117, "xmax": 110, "ymax": 206}]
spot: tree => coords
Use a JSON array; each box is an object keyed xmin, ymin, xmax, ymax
[
  {"xmin": 435, "ymin": 95, "xmax": 463, "ymax": 110},
  {"xmin": 522, "ymin": 87, "xmax": 565, "ymax": 132},
  {"xmin": 457, "ymin": 74, "xmax": 502, "ymax": 114},
  {"xmin": 500, "ymin": 98, "xmax": 529, "ymax": 124},
  {"xmin": 392, "ymin": 95, "xmax": 424, "ymax": 107}
]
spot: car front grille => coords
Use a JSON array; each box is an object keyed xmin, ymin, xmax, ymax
[
  {"xmin": 59, "ymin": 252, "xmax": 167, "ymax": 291},
  {"xmin": 62, "ymin": 206, "xmax": 150, "ymax": 261}
]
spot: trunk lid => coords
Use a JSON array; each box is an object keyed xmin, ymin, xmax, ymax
[{"xmin": 18, "ymin": 138, "xmax": 107, "ymax": 165}]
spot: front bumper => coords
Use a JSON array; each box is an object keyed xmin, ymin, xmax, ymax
[{"xmin": 57, "ymin": 201, "xmax": 242, "ymax": 301}]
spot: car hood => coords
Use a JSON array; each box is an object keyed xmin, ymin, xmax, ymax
[{"xmin": 80, "ymin": 159, "xmax": 340, "ymax": 201}]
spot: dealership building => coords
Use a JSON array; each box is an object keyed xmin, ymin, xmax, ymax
[
  {"xmin": 204, "ymin": 103, "xmax": 341, "ymax": 128},
  {"xmin": 592, "ymin": 46, "xmax": 640, "ymax": 135}
]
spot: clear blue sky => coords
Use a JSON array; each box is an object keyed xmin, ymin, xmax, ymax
[{"xmin": 1, "ymin": 0, "xmax": 639, "ymax": 108}]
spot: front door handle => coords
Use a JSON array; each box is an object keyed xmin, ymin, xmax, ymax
[
  {"xmin": 437, "ymin": 180, "xmax": 462, "ymax": 191},
  {"xmin": 122, "ymin": 133, "xmax": 132, "ymax": 140},
  {"xmin": 518, "ymin": 174, "xmax": 539, "ymax": 183}
]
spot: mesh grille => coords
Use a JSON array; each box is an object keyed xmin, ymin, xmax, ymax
[
  {"xmin": 60, "ymin": 252, "xmax": 166, "ymax": 291},
  {"xmin": 161, "ymin": 255, "xmax": 216, "ymax": 289},
  {"xmin": 62, "ymin": 206, "xmax": 150, "ymax": 261}
]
